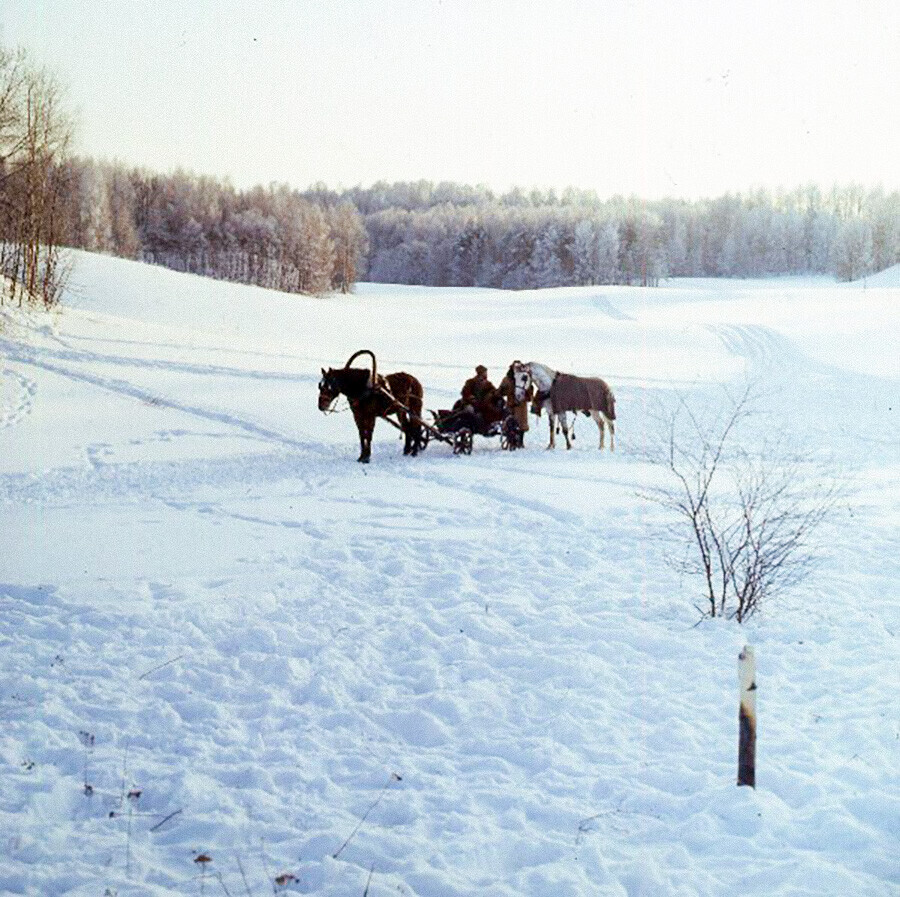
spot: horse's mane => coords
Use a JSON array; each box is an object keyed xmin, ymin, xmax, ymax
[
  {"xmin": 524, "ymin": 362, "xmax": 556, "ymax": 392},
  {"xmin": 334, "ymin": 366, "xmax": 372, "ymax": 399}
]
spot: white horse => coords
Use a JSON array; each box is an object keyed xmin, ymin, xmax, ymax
[{"xmin": 512, "ymin": 361, "xmax": 616, "ymax": 451}]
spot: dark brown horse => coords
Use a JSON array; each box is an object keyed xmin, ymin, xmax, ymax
[{"xmin": 318, "ymin": 351, "xmax": 424, "ymax": 463}]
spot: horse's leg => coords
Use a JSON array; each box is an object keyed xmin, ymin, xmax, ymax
[
  {"xmin": 397, "ymin": 411, "xmax": 418, "ymax": 455},
  {"xmin": 404, "ymin": 420, "xmax": 414, "ymax": 455},
  {"xmin": 353, "ymin": 406, "xmax": 373, "ymax": 462},
  {"xmin": 410, "ymin": 393, "xmax": 425, "ymax": 455},
  {"xmin": 547, "ymin": 411, "xmax": 556, "ymax": 449},
  {"xmin": 560, "ymin": 411, "xmax": 572, "ymax": 449},
  {"xmin": 594, "ymin": 410, "xmax": 615, "ymax": 451},
  {"xmin": 590, "ymin": 410, "xmax": 605, "ymax": 450},
  {"xmin": 363, "ymin": 416, "xmax": 375, "ymax": 462},
  {"xmin": 395, "ymin": 411, "xmax": 411, "ymax": 455},
  {"xmin": 408, "ymin": 414, "xmax": 423, "ymax": 455}
]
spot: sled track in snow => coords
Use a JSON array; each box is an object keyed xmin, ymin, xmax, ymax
[
  {"xmin": 0, "ymin": 338, "xmax": 324, "ymax": 454},
  {"xmin": 706, "ymin": 323, "xmax": 800, "ymax": 371},
  {"xmin": 0, "ymin": 335, "xmax": 316, "ymax": 384}
]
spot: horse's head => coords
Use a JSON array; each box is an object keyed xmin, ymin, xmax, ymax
[
  {"xmin": 511, "ymin": 361, "xmax": 532, "ymax": 403},
  {"xmin": 318, "ymin": 367, "xmax": 342, "ymax": 412}
]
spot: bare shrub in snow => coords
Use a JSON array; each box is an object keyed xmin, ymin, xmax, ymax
[{"xmin": 641, "ymin": 385, "xmax": 840, "ymax": 622}]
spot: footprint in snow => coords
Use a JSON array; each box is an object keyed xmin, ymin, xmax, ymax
[{"xmin": 0, "ymin": 368, "xmax": 37, "ymax": 429}]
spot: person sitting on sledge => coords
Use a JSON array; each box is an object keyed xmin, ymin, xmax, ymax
[{"xmin": 456, "ymin": 365, "xmax": 505, "ymax": 427}]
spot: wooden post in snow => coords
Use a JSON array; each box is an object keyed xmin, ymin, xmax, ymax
[{"xmin": 738, "ymin": 645, "xmax": 757, "ymax": 788}]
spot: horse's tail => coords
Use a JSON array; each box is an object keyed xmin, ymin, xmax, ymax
[
  {"xmin": 406, "ymin": 374, "xmax": 424, "ymax": 417},
  {"xmin": 592, "ymin": 378, "xmax": 615, "ymax": 420},
  {"xmin": 606, "ymin": 384, "xmax": 616, "ymax": 421},
  {"xmin": 397, "ymin": 373, "xmax": 425, "ymax": 454}
]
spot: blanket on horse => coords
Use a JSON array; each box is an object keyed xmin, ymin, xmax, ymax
[{"xmin": 549, "ymin": 373, "xmax": 616, "ymax": 419}]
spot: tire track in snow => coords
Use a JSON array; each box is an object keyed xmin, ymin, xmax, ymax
[
  {"xmin": 0, "ymin": 444, "xmax": 340, "ymax": 507},
  {"xmin": 706, "ymin": 322, "xmax": 900, "ymax": 464}
]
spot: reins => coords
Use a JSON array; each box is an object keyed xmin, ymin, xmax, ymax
[{"xmin": 321, "ymin": 394, "xmax": 351, "ymax": 415}]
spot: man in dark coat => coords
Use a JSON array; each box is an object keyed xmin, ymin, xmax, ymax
[
  {"xmin": 461, "ymin": 365, "xmax": 495, "ymax": 406},
  {"xmin": 458, "ymin": 365, "xmax": 505, "ymax": 426}
]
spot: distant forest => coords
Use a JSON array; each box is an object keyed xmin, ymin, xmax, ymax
[
  {"xmin": 2, "ymin": 42, "xmax": 898, "ymax": 303},
  {"xmin": 57, "ymin": 161, "xmax": 368, "ymax": 296},
  {"xmin": 58, "ymin": 159, "xmax": 899, "ymax": 294}
]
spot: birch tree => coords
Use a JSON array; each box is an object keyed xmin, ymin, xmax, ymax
[
  {"xmin": 328, "ymin": 201, "xmax": 369, "ymax": 293},
  {"xmin": 0, "ymin": 46, "xmax": 73, "ymax": 306},
  {"xmin": 833, "ymin": 217, "xmax": 875, "ymax": 282}
]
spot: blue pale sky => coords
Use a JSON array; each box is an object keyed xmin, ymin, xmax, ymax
[{"xmin": 2, "ymin": 0, "xmax": 898, "ymax": 199}]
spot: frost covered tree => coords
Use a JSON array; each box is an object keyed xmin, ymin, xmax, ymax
[
  {"xmin": 74, "ymin": 160, "xmax": 113, "ymax": 252},
  {"xmin": 294, "ymin": 203, "xmax": 335, "ymax": 295},
  {"xmin": 666, "ymin": 210, "xmax": 690, "ymax": 277},
  {"xmin": 107, "ymin": 165, "xmax": 141, "ymax": 259},
  {"xmin": 571, "ymin": 218, "xmax": 620, "ymax": 285},
  {"xmin": 325, "ymin": 201, "xmax": 368, "ymax": 292},
  {"xmin": 496, "ymin": 226, "xmax": 534, "ymax": 290},
  {"xmin": 833, "ymin": 217, "xmax": 874, "ymax": 282},
  {"xmin": 449, "ymin": 219, "xmax": 485, "ymax": 286},
  {"xmin": 51, "ymin": 159, "xmax": 899, "ymax": 293},
  {"xmin": 572, "ymin": 219, "xmax": 598, "ymax": 285},
  {"xmin": 528, "ymin": 224, "xmax": 564, "ymax": 288},
  {"xmin": 595, "ymin": 220, "xmax": 621, "ymax": 283},
  {"xmin": 868, "ymin": 190, "xmax": 900, "ymax": 273}
]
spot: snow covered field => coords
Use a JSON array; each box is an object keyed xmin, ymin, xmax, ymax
[{"xmin": 1, "ymin": 251, "xmax": 898, "ymax": 896}]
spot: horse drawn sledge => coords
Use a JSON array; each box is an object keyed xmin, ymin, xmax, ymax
[
  {"xmin": 427, "ymin": 400, "xmax": 524, "ymax": 455},
  {"xmin": 318, "ymin": 350, "xmax": 524, "ymax": 461}
]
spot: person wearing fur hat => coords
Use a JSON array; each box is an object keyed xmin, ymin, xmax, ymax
[
  {"xmin": 456, "ymin": 365, "xmax": 505, "ymax": 426},
  {"xmin": 461, "ymin": 365, "xmax": 495, "ymax": 407}
]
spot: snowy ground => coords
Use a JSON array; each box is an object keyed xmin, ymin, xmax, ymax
[{"xmin": 1, "ymin": 252, "xmax": 898, "ymax": 896}]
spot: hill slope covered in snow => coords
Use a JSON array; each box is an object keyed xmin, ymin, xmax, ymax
[{"xmin": 1, "ymin": 252, "xmax": 898, "ymax": 896}]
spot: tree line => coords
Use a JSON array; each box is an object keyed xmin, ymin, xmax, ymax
[
  {"xmin": 60, "ymin": 167, "xmax": 897, "ymax": 294},
  {"xmin": 3, "ymin": 43, "xmax": 898, "ymax": 304},
  {"xmin": 57, "ymin": 159, "xmax": 369, "ymax": 295},
  {"xmin": 328, "ymin": 180, "xmax": 899, "ymax": 288},
  {"xmin": 72, "ymin": 167, "xmax": 900, "ymax": 293},
  {"xmin": 1, "ymin": 44, "xmax": 368, "ymax": 303}
]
